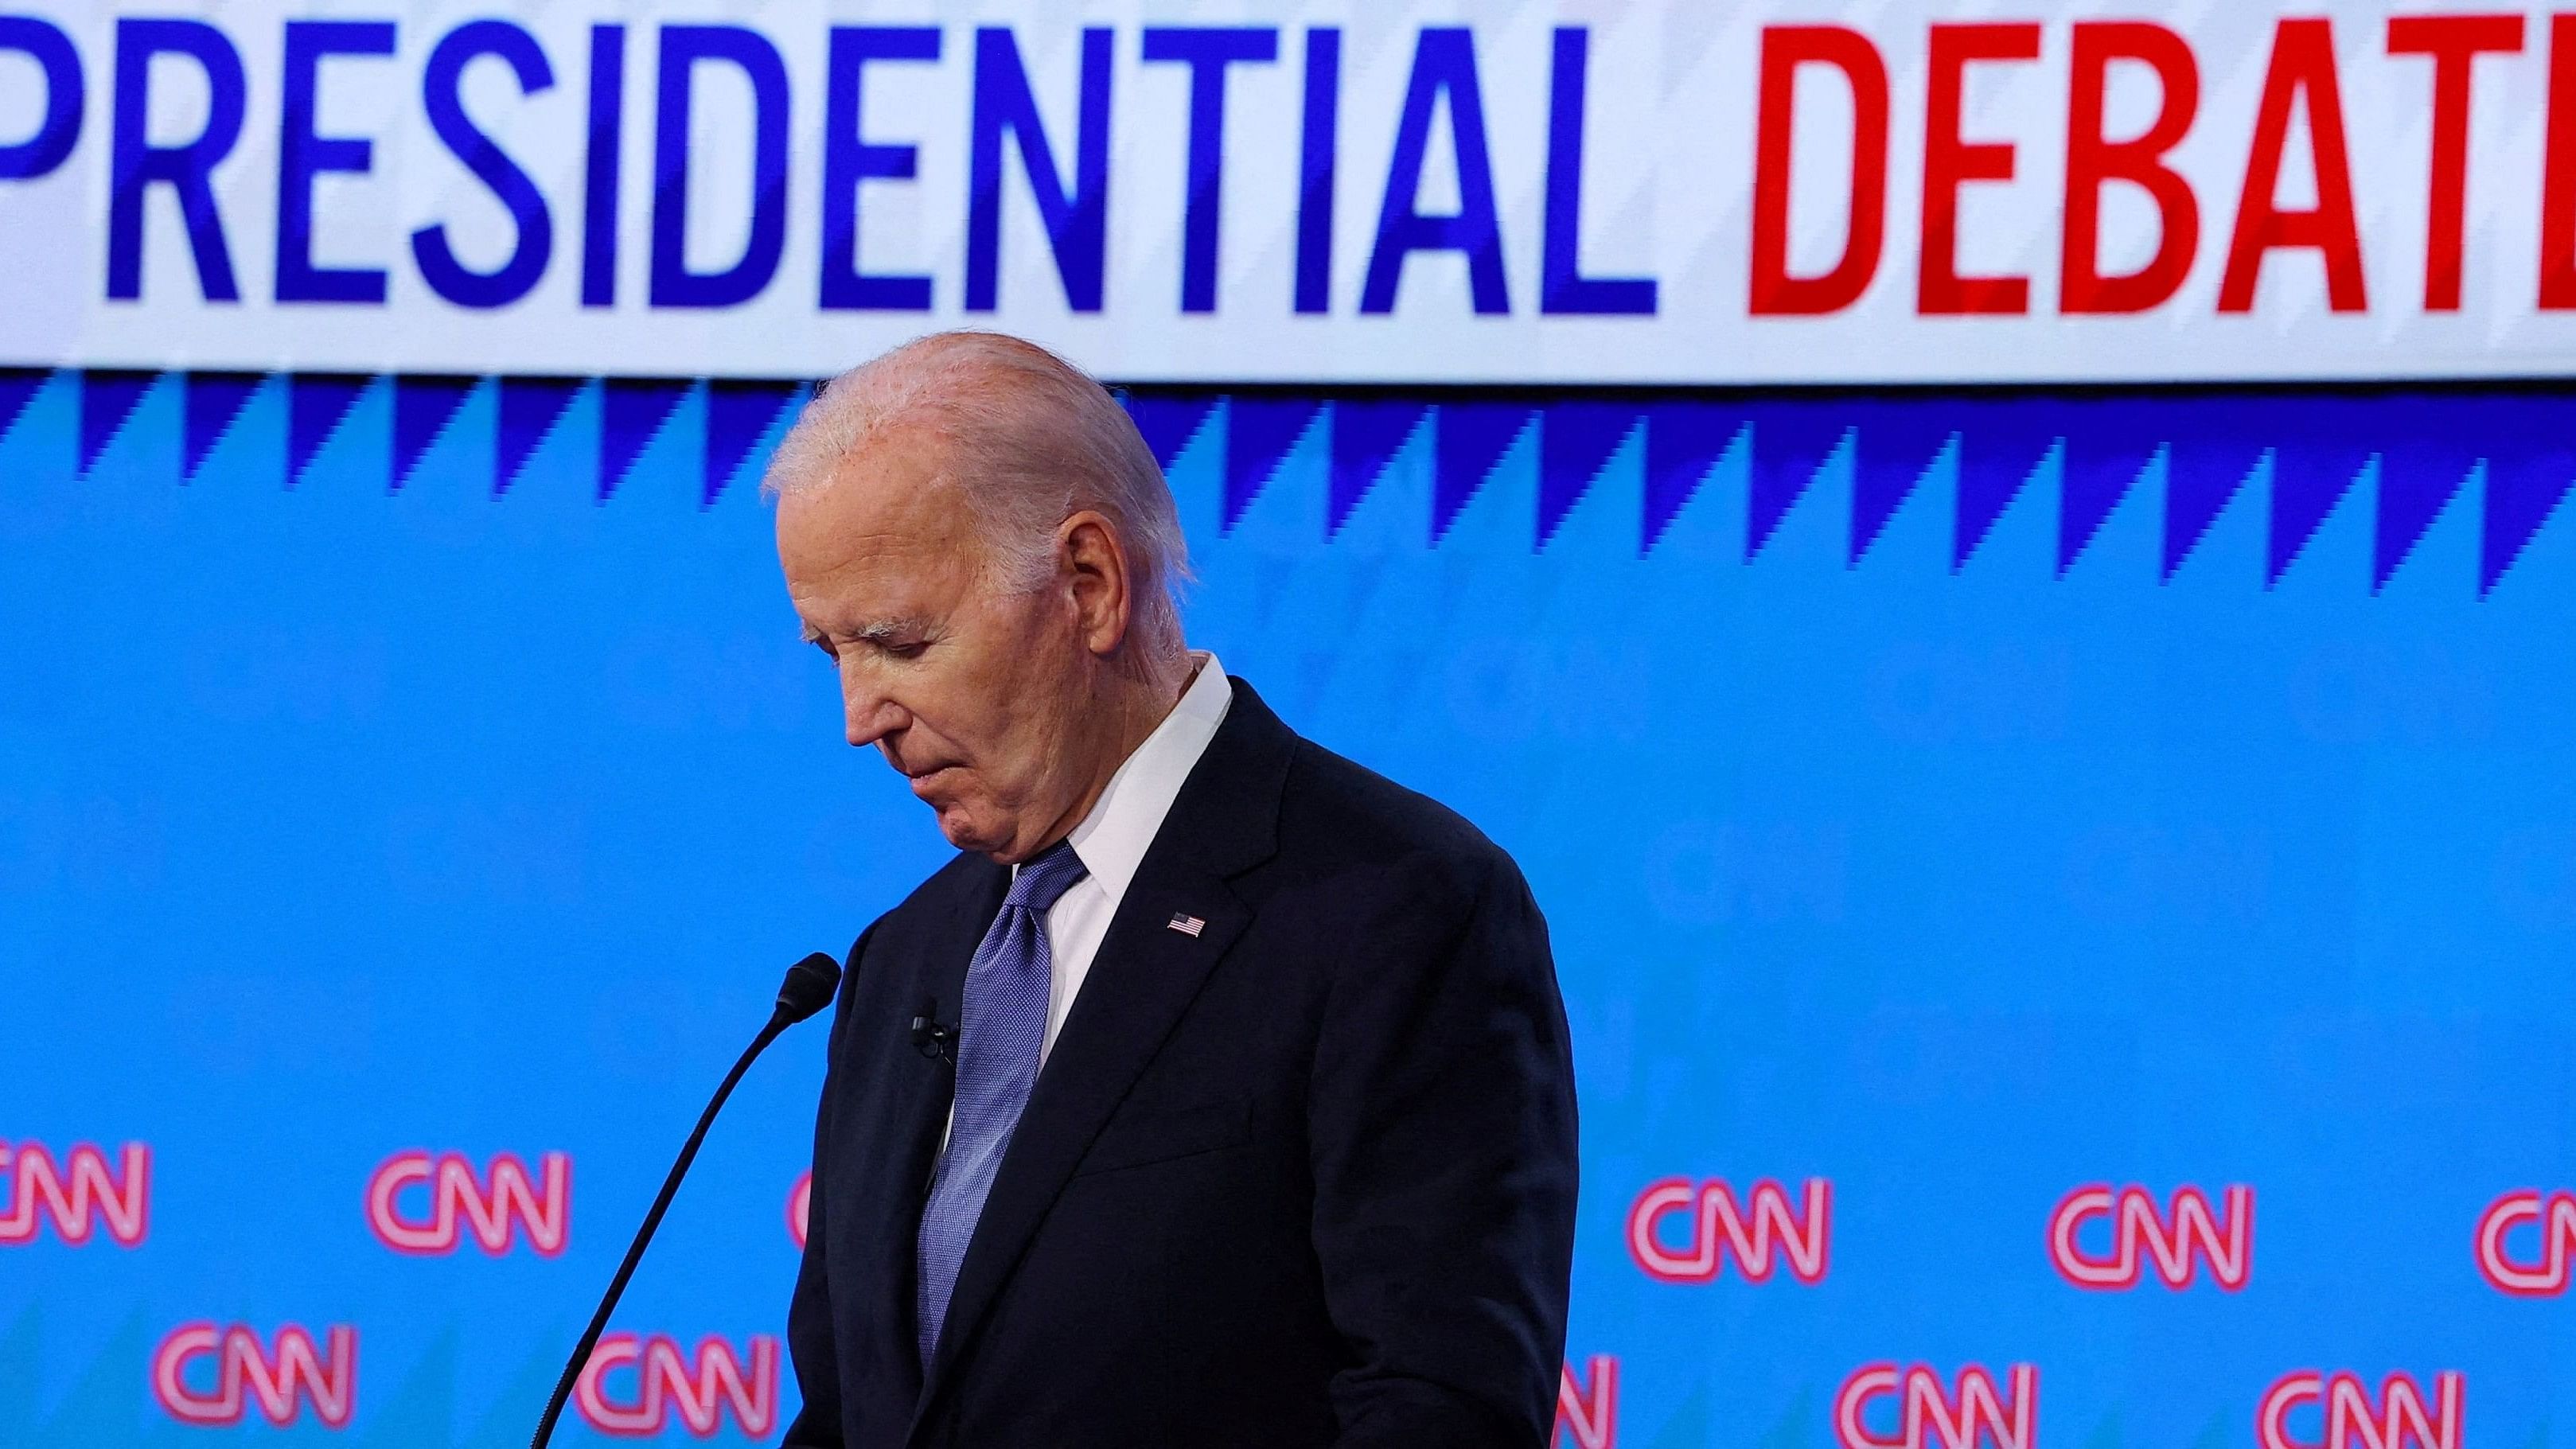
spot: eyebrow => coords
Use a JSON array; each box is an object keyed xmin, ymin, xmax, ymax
[
  {"xmin": 852, "ymin": 617, "xmax": 932, "ymax": 643},
  {"xmin": 801, "ymin": 615, "xmax": 933, "ymax": 646}
]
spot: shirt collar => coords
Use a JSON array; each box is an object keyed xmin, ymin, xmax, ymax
[{"xmin": 1060, "ymin": 651, "xmax": 1233, "ymax": 906}]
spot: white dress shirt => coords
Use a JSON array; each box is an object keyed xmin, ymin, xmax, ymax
[
  {"xmin": 933, "ymin": 653, "xmax": 1233, "ymax": 1159},
  {"xmin": 937, "ymin": 655, "xmax": 1233, "ymax": 1157},
  {"xmin": 1031, "ymin": 650, "xmax": 1232, "ymax": 1062}
]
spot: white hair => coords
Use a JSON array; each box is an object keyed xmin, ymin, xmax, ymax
[{"xmin": 763, "ymin": 331, "xmax": 1192, "ymax": 663}]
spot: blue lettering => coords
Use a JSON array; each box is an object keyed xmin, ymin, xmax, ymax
[
  {"xmin": 0, "ymin": 17, "xmax": 82, "ymax": 180},
  {"xmin": 107, "ymin": 18, "xmax": 245, "ymax": 302},
  {"xmin": 276, "ymin": 20, "xmax": 396, "ymax": 304},
  {"xmin": 820, "ymin": 26, "xmax": 940, "ymax": 312},
  {"xmin": 1140, "ymin": 27, "xmax": 1276, "ymax": 314},
  {"xmin": 411, "ymin": 21, "xmax": 555, "ymax": 310},
  {"xmin": 1361, "ymin": 28, "xmax": 1507, "ymax": 316},
  {"xmin": 965, "ymin": 26, "xmax": 1112, "ymax": 314},
  {"xmin": 649, "ymin": 25, "xmax": 789, "ymax": 309},
  {"xmin": 1543, "ymin": 28, "xmax": 1655, "ymax": 315},
  {"xmin": 579, "ymin": 24, "xmax": 623, "ymax": 307},
  {"xmin": 1294, "ymin": 28, "xmax": 1339, "ymax": 315}
]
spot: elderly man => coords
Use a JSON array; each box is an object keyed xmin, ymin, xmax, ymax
[{"xmin": 767, "ymin": 331, "xmax": 1577, "ymax": 1448}]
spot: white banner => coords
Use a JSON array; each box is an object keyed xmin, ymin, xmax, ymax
[{"xmin": 2, "ymin": 0, "xmax": 2572, "ymax": 382}]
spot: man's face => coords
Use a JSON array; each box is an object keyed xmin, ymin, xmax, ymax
[{"xmin": 775, "ymin": 438, "xmax": 1093, "ymax": 862}]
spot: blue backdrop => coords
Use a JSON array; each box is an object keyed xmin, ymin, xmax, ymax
[{"xmin": 3, "ymin": 370, "xmax": 2572, "ymax": 1444}]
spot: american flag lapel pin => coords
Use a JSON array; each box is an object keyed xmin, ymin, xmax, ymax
[{"xmin": 1166, "ymin": 913, "xmax": 1206, "ymax": 938}]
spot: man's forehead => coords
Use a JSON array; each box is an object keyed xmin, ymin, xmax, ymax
[
  {"xmin": 783, "ymin": 450, "xmax": 976, "ymax": 555},
  {"xmin": 781, "ymin": 449, "xmax": 987, "ymax": 631},
  {"xmin": 789, "ymin": 557, "xmax": 953, "ymax": 640},
  {"xmin": 809, "ymin": 443, "xmax": 965, "ymax": 527}
]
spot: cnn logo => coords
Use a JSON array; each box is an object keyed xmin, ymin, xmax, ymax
[
  {"xmin": 1627, "ymin": 1177, "xmax": 1830, "ymax": 1284},
  {"xmin": 1837, "ymin": 1364, "xmax": 2038, "ymax": 1449},
  {"xmin": 2048, "ymin": 1184, "xmax": 2251, "ymax": 1290},
  {"xmin": 576, "ymin": 1333, "xmax": 777, "ymax": 1438},
  {"xmin": 365, "ymin": 1150, "xmax": 568, "ymax": 1256},
  {"xmin": 2259, "ymin": 1372, "xmax": 2463, "ymax": 1449},
  {"xmin": 1, "ymin": 1140, "xmax": 149, "ymax": 1247},
  {"xmin": 1555, "ymin": 1356, "xmax": 1617, "ymax": 1449},
  {"xmin": 2476, "ymin": 1190, "xmax": 2576, "ymax": 1294},
  {"xmin": 152, "ymin": 1322, "xmax": 356, "ymax": 1428}
]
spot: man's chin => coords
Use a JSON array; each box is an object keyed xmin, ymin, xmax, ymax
[{"xmin": 929, "ymin": 800, "xmax": 1006, "ymax": 856}]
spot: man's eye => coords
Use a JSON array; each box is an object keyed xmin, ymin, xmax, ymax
[
  {"xmin": 808, "ymin": 636, "xmax": 837, "ymax": 659},
  {"xmin": 883, "ymin": 640, "xmax": 929, "ymax": 661}
]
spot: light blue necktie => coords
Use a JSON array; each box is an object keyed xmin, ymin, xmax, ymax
[{"xmin": 916, "ymin": 839, "xmax": 1089, "ymax": 1366}]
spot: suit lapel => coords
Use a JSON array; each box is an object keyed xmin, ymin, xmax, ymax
[
  {"xmin": 846, "ymin": 855, "xmax": 1001, "ymax": 1415},
  {"xmin": 912, "ymin": 681, "xmax": 1296, "ymax": 1426}
]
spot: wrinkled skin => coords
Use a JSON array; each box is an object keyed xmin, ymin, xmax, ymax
[{"xmin": 776, "ymin": 430, "xmax": 1181, "ymax": 863}]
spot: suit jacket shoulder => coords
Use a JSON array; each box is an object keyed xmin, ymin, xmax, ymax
[
  {"xmin": 1265, "ymin": 730, "xmax": 1534, "ymax": 945},
  {"xmin": 1282, "ymin": 733, "xmax": 1508, "ymax": 863}
]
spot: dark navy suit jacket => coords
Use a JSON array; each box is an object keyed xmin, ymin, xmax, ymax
[{"xmin": 781, "ymin": 680, "xmax": 1579, "ymax": 1447}]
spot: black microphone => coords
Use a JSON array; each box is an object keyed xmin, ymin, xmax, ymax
[
  {"xmin": 910, "ymin": 997, "xmax": 957, "ymax": 1065},
  {"xmin": 529, "ymin": 951, "xmax": 844, "ymax": 1449}
]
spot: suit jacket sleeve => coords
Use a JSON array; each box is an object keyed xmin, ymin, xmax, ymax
[
  {"xmin": 781, "ymin": 921, "xmax": 876, "ymax": 1448},
  {"xmin": 1307, "ymin": 851, "xmax": 1580, "ymax": 1448}
]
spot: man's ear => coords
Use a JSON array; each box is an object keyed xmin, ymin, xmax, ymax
[{"xmin": 1059, "ymin": 511, "xmax": 1132, "ymax": 658}]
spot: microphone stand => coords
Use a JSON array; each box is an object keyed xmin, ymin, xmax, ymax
[{"xmin": 529, "ymin": 953, "xmax": 842, "ymax": 1449}]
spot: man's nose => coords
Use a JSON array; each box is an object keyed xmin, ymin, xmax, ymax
[{"xmin": 840, "ymin": 673, "xmax": 906, "ymax": 750}]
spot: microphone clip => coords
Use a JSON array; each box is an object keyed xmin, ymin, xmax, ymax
[{"xmin": 910, "ymin": 1004, "xmax": 957, "ymax": 1066}]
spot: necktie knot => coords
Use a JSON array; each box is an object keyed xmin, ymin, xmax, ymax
[{"xmin": 1006, "ymin": 839, "xmax": 1088, "ymax": 913}]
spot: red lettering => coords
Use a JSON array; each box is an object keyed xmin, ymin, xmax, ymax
[
  {"xmin": 2048, "ymin": 1184, "xmax": 2253, "ymax": 1290},
  {"xmin": 1556, "ymin": 1356, "xmax": 1619, "ymax": 1449},
  {"xmin": 364, "ymin": 1150, "xmax": 568, "ymax": 1256},
  {"xmin": 2258, "ymin": 1371, "xmax": 2464, "ymax": 1449},
  {"xmin": 2387, "ymin": 14, "xmax": 2524, "ymax": 310},
  {"xmin": 2542, "ymin": 16, "xmax": 2576, "ymax": 308},
  {"xmin": 1835, "ymin": 1364, "xmax": 2039, "ymax": 1449},
  {"xmin": 2219, "ymin": 18, "xmax": 2368, "ymax": 313},
  {"xmin": 575, "ymin": 1333, "xmax": 777, "ymax": 1438},
  {"xmin": 1628, "ymin": 1177, "xmax": 1831, "ymax": 1284},
  {"xmin": 151, "ymin": 1323, "xmax": 357, "ymax": 1428},
  {"xmin": 2061, "ymin": 22, "xmax": 2200, "ymax": 313},
  {"xmin": 0, "ymin": 1141, "xmax": 150, "ymax": 1247},
  {"xmin": 2476, "ymin": 1189, "xmax": 2576, "ymax": 1294},
  {"xmin": 1920, "ymin": 23, "xmax": 2042, "ymax": 314},
  {"xmin": 1752, "ymin": 26, "xmax": 1889, "ymax": 315}
]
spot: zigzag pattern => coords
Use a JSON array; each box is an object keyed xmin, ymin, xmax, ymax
[
  {"xmin": 1120, "ymin": 387, "xmax": 2576, "ymax": 596},
  {"xmin": 13, "ymin": 369, "xmax": 814, "ymax": 506},
  {"xmin": 5, "ymin": 370, "xmax": 2569, "ymax": 594}
]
